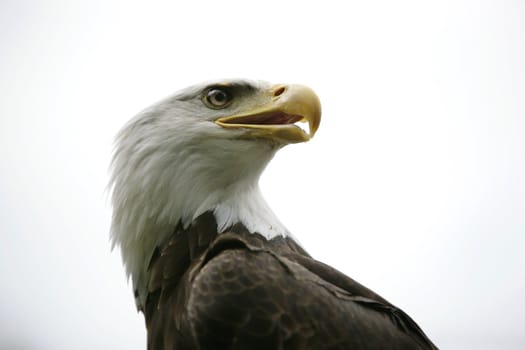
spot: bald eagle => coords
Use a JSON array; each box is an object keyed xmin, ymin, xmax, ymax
[{"xmin": 110, "ymin": 80, "xmax": 437, "ymax": 350}]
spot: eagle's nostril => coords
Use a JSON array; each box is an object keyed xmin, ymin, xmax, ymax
[{"xmin": 274, "ymin": 86, "xmax": 286, "ymax": 97}]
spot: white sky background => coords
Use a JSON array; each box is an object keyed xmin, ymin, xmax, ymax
[{"xmin": 1, "ymin": 0, "xmax": 524, "ymax": 349}]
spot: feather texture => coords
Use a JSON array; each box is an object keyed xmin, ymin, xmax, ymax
[{"xmin": 145, "ymin": 212, "xmax": 437, "ymax": 350}]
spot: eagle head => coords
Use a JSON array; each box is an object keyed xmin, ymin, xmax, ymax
[{"xmin": 109, "ymin": 79, "xmax": 321, "ymax": 308}]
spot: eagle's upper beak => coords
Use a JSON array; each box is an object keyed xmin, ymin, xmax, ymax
[{"xmin": 215, "ymin": 84, "xmax": 321, "ymax": 144}]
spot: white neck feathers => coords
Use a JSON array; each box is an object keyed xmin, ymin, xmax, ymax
[{"xmin": 110, "ymin": 106, "xmax": 291, "ymax": 309}]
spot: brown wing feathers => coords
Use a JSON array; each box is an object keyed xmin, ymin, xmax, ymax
[{"xmin": 145, "ymin": 212, "xmax": 437, "ymax": 349}]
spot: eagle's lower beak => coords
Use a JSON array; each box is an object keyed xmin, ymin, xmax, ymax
[{"xmin": 215, "ymin": 84, "xmax": 321, "ymax": 144}]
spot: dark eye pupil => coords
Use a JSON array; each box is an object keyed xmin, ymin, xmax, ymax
[{"xmin": 214, "ymin": 91, "xmax": 226, "ymax": 102}]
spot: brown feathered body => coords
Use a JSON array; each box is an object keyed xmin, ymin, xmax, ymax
[{"xmin": 145, "ymin": 212, "xmax": 436, "ymax": 350}]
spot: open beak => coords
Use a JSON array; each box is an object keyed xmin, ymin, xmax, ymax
[{"xmin": 215, "ymin": 84, "xmax": 321, "ymax": 144}]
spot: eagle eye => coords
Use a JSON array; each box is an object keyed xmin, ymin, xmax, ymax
[{"xmin": 204, "ymin": 87, "xmax": 232, "ymax": 109}]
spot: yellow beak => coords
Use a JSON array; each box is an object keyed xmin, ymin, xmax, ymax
[{"xmin": 215, "ymin": 84, "xmax": 321, "ymax": 144}]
